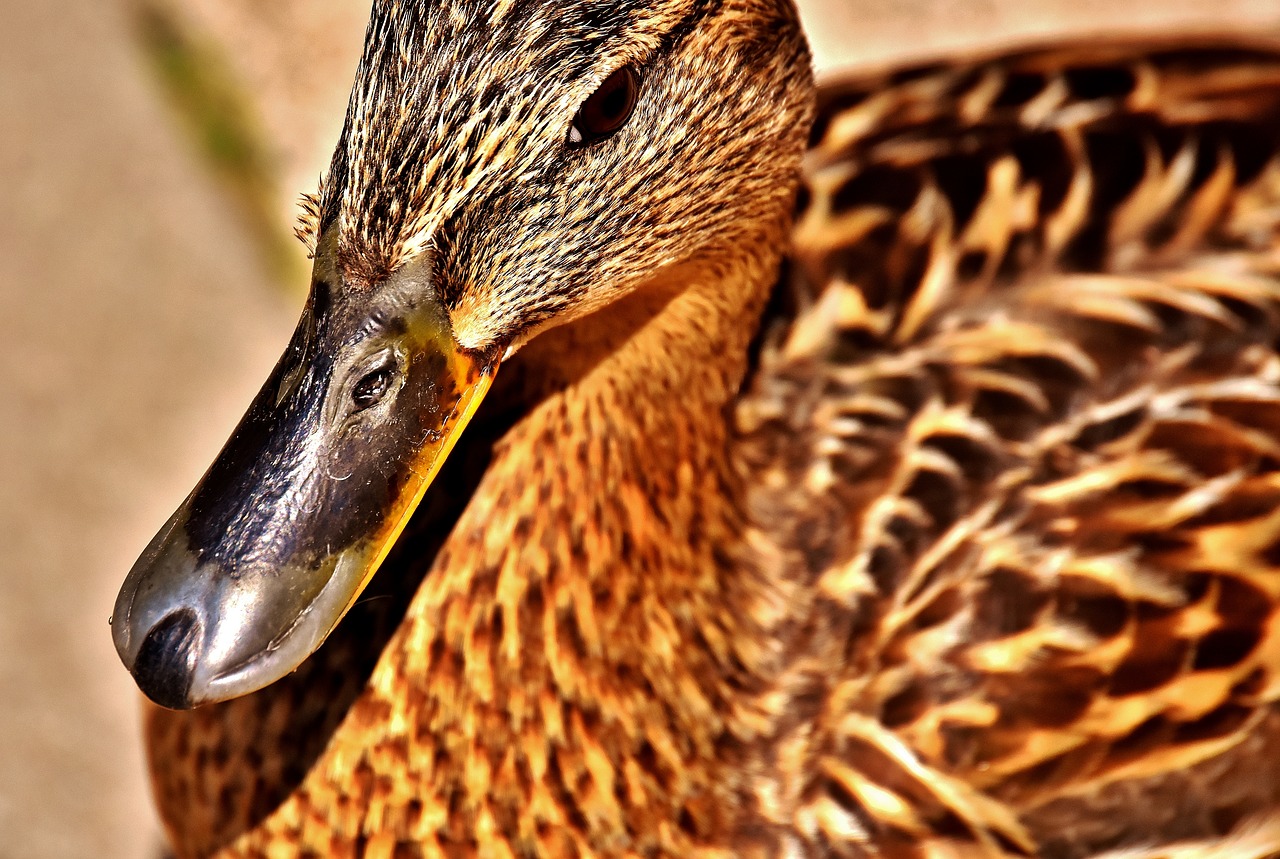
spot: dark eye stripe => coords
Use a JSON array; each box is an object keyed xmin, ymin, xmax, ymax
[{"xmin": 568, "ymin": 66, "xmax": 640, "ymax": 148}]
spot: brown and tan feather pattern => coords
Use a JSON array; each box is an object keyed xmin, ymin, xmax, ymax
[
  {"xmin": 141, "ymin": 7, "xmax": 1280, "ymax": 858},
  {"xmin": 736, "ymin": 41, "xmax": 1280, "ymax": 858}
]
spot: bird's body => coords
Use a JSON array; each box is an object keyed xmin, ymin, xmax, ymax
[{"xmin": 120, "ymin": 4, "xmax": 1280, "ymax": 857}]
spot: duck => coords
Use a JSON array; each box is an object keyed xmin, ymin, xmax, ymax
[{"xmin": 108, "ymin": 0, "xmax": 1280, "ymax": 856}]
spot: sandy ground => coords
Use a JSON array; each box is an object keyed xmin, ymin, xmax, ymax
[{"xmin": 1, "ymin": 1, "xmax": 1277, "ymax": 857}]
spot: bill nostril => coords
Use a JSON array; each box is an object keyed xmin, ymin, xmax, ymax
[{"xmin": 132, "ymin": 608, "xmax": 203, "ymax": 710}]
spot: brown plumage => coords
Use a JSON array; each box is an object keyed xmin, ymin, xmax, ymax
[{"xmin": 135, "ymin": 2, "xmax": 1280, "ymax": 856}]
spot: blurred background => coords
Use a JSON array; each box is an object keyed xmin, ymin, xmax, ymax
[{"xmin": 2, "ymin": 0, "xmax": 1279, "ymax": 856}]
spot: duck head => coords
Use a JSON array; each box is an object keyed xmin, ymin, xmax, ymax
[{"xmin": 112, "ymin": 0, "xmax": 813, "ymax": 709}]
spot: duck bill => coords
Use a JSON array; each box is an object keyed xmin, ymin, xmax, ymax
[{"xmin": 112, "ymin": 277, "xmax": 495, "ymax": 709}]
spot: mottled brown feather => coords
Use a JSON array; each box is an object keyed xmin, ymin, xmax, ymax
[
  {"xmin": 738, "ymin": 37, "xmax": 1280, "ymax": 859},
  {"xmin": 143, "ymin": 15, "xmax": 1280, "ymax": 859}
]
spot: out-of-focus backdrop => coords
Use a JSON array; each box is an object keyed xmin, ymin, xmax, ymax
[{"xmin": 2, "ymin": 1, "xmax": 1278, "ymax": 856}]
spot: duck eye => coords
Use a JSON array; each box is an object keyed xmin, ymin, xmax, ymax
[
  {"xmin": 568, "ymin": 66, "xmax": 640, "ymax": 147},
  {"xmin": 351, "ymin": 366, "xmax": 395, "ymax": 411}
]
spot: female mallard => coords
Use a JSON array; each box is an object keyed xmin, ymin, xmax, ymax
[{"xmin": 110, "ymin": 0, "xmax": 1280, "ymax": 856}]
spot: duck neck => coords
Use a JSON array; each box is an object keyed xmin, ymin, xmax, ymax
[{"xmin": 399, "ymin": 232, "xmax": 787, "ymax": 851}]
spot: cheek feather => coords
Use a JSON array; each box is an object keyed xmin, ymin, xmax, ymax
[{"xmin": 312, "ymin": 0, "xmax": 809, "ymax": 354}]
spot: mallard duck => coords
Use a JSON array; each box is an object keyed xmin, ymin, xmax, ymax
[{"xmin": 109, "ymin": 0, "xmax": 1280, "ymax": 855}]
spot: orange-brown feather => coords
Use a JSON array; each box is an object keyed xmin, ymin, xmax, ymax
[{"xmin": 145, "ymin": 26, "xmax": 1280, "ymax": 859}]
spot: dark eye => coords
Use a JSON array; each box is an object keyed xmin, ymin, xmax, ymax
[
  {"xmin": 351, "ymin": 366, "xmax": 395, "ymax": 410},
  {"xmin": 568, "ymin": 66, "xmax": 640, "ymax": 147}
]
